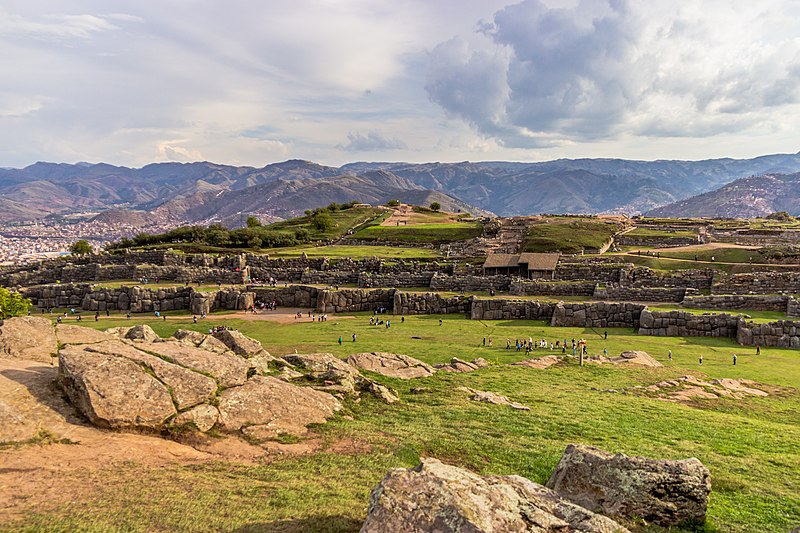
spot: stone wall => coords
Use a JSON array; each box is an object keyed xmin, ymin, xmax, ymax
[
  {"xmin": 359, "ymin": 272, "xmax": 436, "ymax": 289},
  {"xmin": 430, "ymin": 273, "xmax": 511, "ymax": 292},
  {"xmin": 620, "ymin": 267, "xmax": 715, "ymax": 290},
  {"xmin": 252, "ymin": 285, "xmax": 321, "ymax": 309},
  {"xmin": 682, "ymin": 294, "xmax": 790, "ymax": 312},
  {"xmin": 615, "ymin": 235, "xmax": 699, "ymax": 247},
  {"xmin": 300, "ymin": 270, "xmax": 359, "ymax": 286},
  {"xmin": 638, "ymin": 309, "xmax": 739, "ymax": 338},
  {"xmin": 469, "ymin": 298, "xmax": 556, "ymax": 321},
  {"xmin": 594, "ymin": 284, "xmax": 688, "ymax": 303},
  {"xmin": 550, "ymin": 302, "xmax": 645, "ymax": 328},
  {"xmin": 712, "ymin": 271, "xmax": 800, "ymax": 295},
  {"xmin": 788, "ymin": 298, "xmax": 800, "ymax": 318},
  {"xmin": 393, "ymin": 292, "xmax": 470, "ymax": 315},
  {"xmin": 554, "ymin": 264, "xmax": 625, "ymax": 283},
  {"xmin": 317, "ymin": 288, "xmax": 395, "ymax": 313},
  {"xmin": 22, "ymin": 283, "xmax": 95, "ymax": 309},
  {"xmin": 736, "ymin": 319, "xmax": 800, "ymax": 348},
  {"xmin": 509, "ymin": 279, "xmax": 595, "ymax": 297}
]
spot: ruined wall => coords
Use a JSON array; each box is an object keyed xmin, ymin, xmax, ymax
[
  {"xmin": 593, "ymin": 285, "xmax": 688, "ymax": 303},
  {"xmin": 393, "ymin": 291, "xmax": 470, "ymax": 315},
  {"xmin": 682, "ymin": 294, "xmax": 790, "ymax": 312},
  {"xmin": 620, "ymin": 267, "xmax": 715, "ymax": 290},
  {"xmin": 252, "ymin": 285, "xmax": 321, "ymax": 309},
  {"xmin": 637, "ymin": 309, "xmax": 739, "ymax": 338},
  {"xmin": 316, "ymin": 288, "xmax": 395, "ymax": 313},
  {"xmin": 553, "ymin": 264, "xmax": 625, "ymax": 282},
  {"xmin": 430, "ymin": 274, "xmax": 511, "ymax": 292},
  {"xmin": 469, "ymin": 298, "xmax": 556, "ymax": 321},
  {"xmin": 737, "ymin": 319, "xmax": 800, "ymax": 348},
  {"xmin": 550, "ymin": 301, "xmax": 645, "ymax": 328},
  {"xmin": 359, "ymin": 272, "xmax": 436, "ymax": 289},
  {"xmin": 712, "ymin": 271, "xmax": 800, "ymax": 295},
  {"xmin": 788, "ymin": 298, "xmax": 800, "ymax": 318},
  {"xmin": 509, "ymin": 279, "xmax": 595, "ymax": 297}
]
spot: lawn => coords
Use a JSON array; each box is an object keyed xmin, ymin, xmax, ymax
[
  {"xmin": 265, "ymin": 206, "xmax": 388, "ymax": 241},
  {"xmin": 624, "ymin": 227, "xmax": 698, "ymax": 239},
  {"xmin": 523, "ymin": 218, "xmax": 624, "ymax": 253},
  {"xmin": 12, "ymin": 311, "xmax": 799, "ymax": 532},
  {"xmin": 257, "ymin": 244, "xmax": 442, "ymax": 260},
  {"xmin": 348, "ymin": 222, "xmax": 483, "ymax": 244},
  {"xmin": 658, "ymin": 247, "xmax": 772, "ymax": 264}
]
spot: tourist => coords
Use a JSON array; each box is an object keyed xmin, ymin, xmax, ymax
[
  {"xmin": 482, "ymin": 337, "xmax": 486, "ymax": 346},
  {"xmin": 699, "ymin": 355, "xmax": 703, "ymax": 364},
  {"xmin": 488, "ymin": 337, "xmax": 493, "ymax": 347},
  {"xmin": 756, "ymin": 345, "xmax": 761, "ymax": 355},
  {"xmin": 352, "ymin": 333, "xmax": 356, "ymax": 342},
  {"xmin": 56, "ymin": 316, "xmax": 62, "ymax": 324},
  {"xmin": 94, "ymin": 312, "xmax": 99, "ymax": 321},
  {"xmin": 506, "ymin": 338, "xmax": 511, "ymax": 349},
  {"xmin": 338, "ymin": 336, "xmax": 342, "ymax": 345},
  {"xmin": 603, "ymin": 330, "xmax": 608, "ymax": 340},
  {"xmin": 193, "ymin": 315, "xmax": 198, "ymax": 324},
  {"xmin": 668, "ymin": 349, "xmax": 672, "ymax": 361},
  {"xmin": 401, "ymin": 316, "xmax": 405, "ymax": 323},
  {"xmin": 733, "ymin": 354, "xmax": 737, "ymax": 365},
  {"xmin": 439, "ymin": 319, "xmax": 442, "ymax": 326}
]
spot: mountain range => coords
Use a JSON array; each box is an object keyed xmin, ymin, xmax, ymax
[{"xmin": 2, "ymin": 152, "xmax": 800, "ymax": 225}]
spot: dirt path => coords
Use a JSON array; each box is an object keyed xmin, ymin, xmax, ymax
[{"xmin": 380, "ymin": 205, "xmax": 410, "ymax": 226}]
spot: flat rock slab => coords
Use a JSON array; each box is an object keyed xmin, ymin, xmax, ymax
[
  {"xmin": 458, "ymin": 387, "xmax": 530, "ymax": 410},
  {"xmin": 58, "ymin": 346, "xmax": 176, "ymax": 429},
  {"xmin": 212, "ymin": 329, "xmax": 264, "ymax": 357},
  {"xmin": 84, "ymin": 341, "xmax": 217, "ymax": 410},
  {"xmin": 173, "ymin": 329, "xmax": 231, "ymax": 354},
  {"xmin": 217, "ymin": 375, "xmax": 341, "ymax": 438},
  {"xmin": 346, "ymin": 352, "xmax": 436, "ymax": 379},
  {"xmin": 546, "ymin": 444, "xmax": 711, "ymax": 527},
  {"xmin": 361, "ymin": 457, "xmax": 628, "ymax": 532},
  {"xmin": 56, "ymin": 325, "xmax": 116, "ymax": 345},
  {"xmin": 435, "ymin": 357, "xmax": 489, "ymax": 373},
  {"xmin": 0, "ymin": 317, "xmax": 58, "ymax": 362},
  {"xmin": 511, "ymin": 355, "xmax": 562, "ymax": 369},
  {"xmin": 143, "ymin": 341, "xmax": 249, "ymax": 388}
]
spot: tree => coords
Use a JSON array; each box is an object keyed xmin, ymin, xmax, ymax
[
  {"xmin": 246, "ymin": 216, "xmax": 262, "ymax": 228},
  {"xmin": 430, "ymin": 202, "xmax": 441, "ymax": 212},
  {"xmin": 312, "ymin": 211, "xmax": 334, "ymax": 231},
  {"xmin": 70, "ymin": 239, "xmax": 92, "ymax": 255},
  {"xmin": 247, "ymin": 236, "xmax": 262, "ymax": 250},
  {"xmin": 386, "ymin": 199, "xmax": 400, "ymax": 207},
  {"xmin": 0, "ymin": 287, "xmax": 31, "ymax": 319}
]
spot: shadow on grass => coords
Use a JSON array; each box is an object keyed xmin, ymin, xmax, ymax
[{"xmin": 233, "ymin": 515, "xmax": 362, "ymax": 533}]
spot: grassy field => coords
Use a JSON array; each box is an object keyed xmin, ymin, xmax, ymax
[
  {"xmin": 524, "ymin": 218, "xmax": 624, "ymax": 253},
  {"xmin": 348, "ymin": 221, "xmax": 483, "ymax": 244},
  {"xmin": 266, "ymin": 206, "xmax": 388, "ymax": 241},
  {"xmin": 624, "ymin": 227, "xmax": 698, "ymax": 239},
  {"xmin": 257, "ymin": 244, "xmax": 442, "ymax": 260},
  {"xmin": 658, "ymin": 247, "xmax": 772, "ymax": 264},
  {"xmin": 10, "ymin": 312, "xmax": 800, "ymax": 532}
]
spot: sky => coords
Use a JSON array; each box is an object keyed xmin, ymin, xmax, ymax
[{"xmin": 1, "ymin": 0, "xmax": 800, "ymax": 169}]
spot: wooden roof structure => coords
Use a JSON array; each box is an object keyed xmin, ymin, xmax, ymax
[{"xmin": 483, "ymin": 252, "xmax": 560, "ymax": 271}]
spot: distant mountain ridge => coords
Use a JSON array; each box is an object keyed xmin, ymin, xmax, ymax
[
  {"xmin": 646, "ymin": 173, "xmax": 800, "ymax": 218},
  {"xmin": 2, "ymin": 152, "xmax": 800, "ymax": 225}
]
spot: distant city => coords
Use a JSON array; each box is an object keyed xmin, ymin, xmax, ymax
[{"xmin": 0, "ymin": 218, "xmax": 176, "ymax": 265}]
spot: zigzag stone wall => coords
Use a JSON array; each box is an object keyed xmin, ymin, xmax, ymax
[
  {"xmin": 638, "ymin": 309, "xmax": 740, "ymax": 338},
  {"xmin": 737, "ymin": 319, "xmax": 800, "ymax": 348},
  {"xmin": 509, "ymin": 279, "xmax": 595, "ymax": 297},
  {"xmin": 550, "ymin": 302, "xmax": 646, "ymax": 328},
  {"xmin": 393, "ymin": 292, "xmax": 470, "ymax": 315},
  {"xmin": 469, "ymin": 299, "xmax": 556, "ymax": 321}
]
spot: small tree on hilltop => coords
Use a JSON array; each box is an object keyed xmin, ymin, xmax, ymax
[
  {"xmin": 70, "ymin": 239, "xmax": 92, "ymax": 255},
  {"xmin": 0, "ymin": 287, "xmax": 31, "ymax": 319},
  {"xmin": 386, "ymin": 199, "xmax": 400, "ymax": 207},
  {"xmin": 246, "ymin": 215, "xmax": 262, "ymax": 227},
  {"xmin": 312, "ymin": 211, "xmax": 334, "ymax": 231},
  {"xmin": 430, "ymin": 202, "xmax": 441, "ymax": 212}
]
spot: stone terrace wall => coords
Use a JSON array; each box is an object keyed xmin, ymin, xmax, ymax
[
  {"xmin": 682, "ymin": 294, "xmax": 790, "ymax": 312},
  {"xmin": 22, "ymin": 284, "xmax": 95, "ymax": 309},
  {"xmin": 554, "ymin": 264, "xmax": 625, "ymax": 283},
  {"xmin": 470, "ymin": 299, "xmax": 556, "ymax": 321},
  {"xmin": 301, "ymin": 271, "xmax": 359, "ymax": 286},
  {"xmin": 737, "ymin": 319, "xmax": 800, "ymax": 348},
  {"xmin": 620, "ymin": 267, "xmax": 715, "ymax": 290},
  {"xmin": 638, "ymin": 309, "xmax": 739, "ymax": 338},
  {"xmin": 788, "ymin": 298, "xmax": 800, "ymax": 318},
  {"xmin": 393, "ymin": 292, "xmax": 470, "ymax": 315},
  {"xmin": 594, "ymin": 284, "xmax": 688, "ymax": 303},
  {"xmin": 317, "ymin": 288, "xmax": 395, "ymax": 313},
  {"xmin": 252, "ymin": 286, "xmax": 321, "ymax": 309},
  {"xmin": 712, "ymin": 271, "xmax": 800, "ymax": 295},
  {"xmin": 509, "ymin": 279, "xmax": 595, "ymax": 297},
  {"xmin": 430, "ymin": 274, "xmax": 511, "ymax": 292},
  {"xmin": 550, "ymin": 302, "xmax": 645, "ymax": 328},
  {"xmin": 359, "ymin": 272, "xmax": 436, "ymax": 289}
]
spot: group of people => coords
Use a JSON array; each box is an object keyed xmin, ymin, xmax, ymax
[{"xmin": 499, "ymin": 337, "xmax": 589, "ymax": 355}]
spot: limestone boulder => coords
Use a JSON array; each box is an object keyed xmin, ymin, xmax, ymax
[
  {"xmin": 0, "ymin": 316, "xmax": 58, "ymax": 362},
  {"xmin": 58, "ymin": 346, "xmax": 176, "ymax": 429},
  {"xmin": 458, "ymin": 386, "xmax": 530, "ymax": 410},
  {"xmin": 143, "ymin": 341, "xmax": 249, "ymax": 388},
  {"xmin": 434, "ymin": 357, "xmax": 489, "ymax": 373},
  {"xmin": 546, "ymin": 444, "xmax": 711, "ymax": 526},
  {"xmin": 124, "ymin": 324, "xmax": 160, "ymax": 343},
  {"xmin": 346, "ymin": 352, "xmax": 436, "ymax": 379},
  {"xmin": 284, "ymin": 352, "xmax": 361, "ymax": 392},
  {"xmin": 512, "ymin": 355, "xmax": 562, "ymax": 369},
  {"xmin": 361, "ymin": 457, "xmax": 629, "ymax": 533},
  {"xmin": 83, "ymin": 341, "xmax": 217, "ymax": 410},
  {"xmin": 171, "ymin": 404, "xmax": 220, "ymax": 432},
  {"xmin": 212, "ymin": 329, "xmax": 264, "ymax": 357},
  {"xmin": 609, "ymin": 351, "xmax": 662, "ymax": 368},
  {"xmin": 173, "ymin": 329, "xmax": 231, "ymax": 354},
  {"xmin": 55, "ymin": 324, "xmax": 115, "ymax": 345},
  {"xmin": 217, "ymin": 375, "xmax": 341, "ymax": 438}
]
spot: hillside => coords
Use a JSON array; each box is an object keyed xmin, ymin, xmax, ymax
[
  {"xmin": 3, "ymin": 153, "xmax": 800, "ymax": 225},
  {"xmin": 646, "ymin": 173, "xmax": 800, "ymax": 218}
]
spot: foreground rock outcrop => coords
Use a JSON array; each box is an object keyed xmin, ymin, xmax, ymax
[
  {"xmin": 434, "ymin": 357, "xmax": 489, "ymax": 373},
  {"xmin": 346, "ymin": 352, "xmax": 436, "ymax": 379},
  {"xmin": 0, "ymin": 316, "xmax": 58, "ymax": 362},
  {"xmin": 56, "ymin": 326, "xmax": 344, "ymax": 438},
  {"xmin": 546, "ymin": 444, "xmax": 711, "ymax": 526},
  {"xmin": 458, "ymin": 386, "xmax": 530, "ymax": 410},
  {"xmin": 361, "ymin": 458, "xmax": 629, "ymax": 532}
]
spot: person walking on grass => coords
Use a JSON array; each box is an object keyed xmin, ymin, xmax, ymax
[
  {"xmin": 668, "ymin": 349, "xmax": 672, "ymax": 361},
  {"xmin": 338, "ymin": 336, "xmax": 342, "ymax": 345},
  {"xmin": 352, "ymin": 333, "xmax": 356, "ymax": 342},
  {"xmin": 756, "ymin": 345, "xmax": 761, "ymax": 356},
  {"xmin": 733, "ymin": 354, "xmax": 737, "ymax": 365},
  {"xmin": 699, "ymin": 355, "xmax": 703, "ymax": 365}
]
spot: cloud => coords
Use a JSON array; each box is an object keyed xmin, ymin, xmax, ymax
[
  {"xmin": 426, "ymin": 0, "xmax": 800, "ymax": 147},
  {"xmin": 339, "ymin": 131, "xmax": 407, "ymax": 152},
  {"xmin": 0, "ymin": 9, "xmax": 119, "ymax": 41}
]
